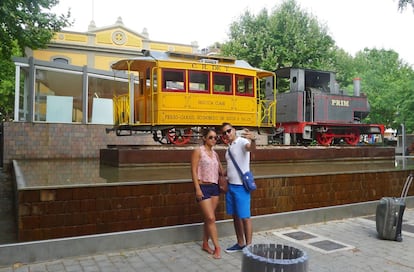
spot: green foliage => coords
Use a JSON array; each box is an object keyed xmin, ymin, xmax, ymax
[
  {"xmin": 327, "ymin": 48, "xmax": 355, "ymax": 94},
  {"xmin": 353, "ymin": 49, "xmax": 414, "ymax": 132},
  {"xmin": 221, "ymin": 0, "xmax": 335, "ymax": 71},
  {"xmin": 0, "ymin": 0, "xmax": 71, "ymax": 60},
  {"xmin": 0, "ymin": 0, "xmax": 71, "ymax": 120},
  {"xmin": 0, "ymin": 42, "xmax": 22, "ymax": 121},
  {"xmin": 218, "ymin": 0, "xmax": 414, "ymax": 133}
]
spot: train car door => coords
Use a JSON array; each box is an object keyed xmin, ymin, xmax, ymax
[
  {"xmin": 134, "ymin": 72, "xmax": 146, "ymax": 124},
  {"xmin": 136, "ymin": 67, "xmax": 153, "ymax": 124}
]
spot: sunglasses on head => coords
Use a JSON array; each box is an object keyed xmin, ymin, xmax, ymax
[
  {"xmin": 208, "ymin": 135, "xmax": 218, "ymax": 140},
  {"xmin": 223, "ymin": 128, "xmax": 232, "ymax": 135}
]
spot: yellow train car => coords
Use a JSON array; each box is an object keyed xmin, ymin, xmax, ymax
[{"xmin": 110, "ymin": 50, "xmax": 276, "ymax": 145}]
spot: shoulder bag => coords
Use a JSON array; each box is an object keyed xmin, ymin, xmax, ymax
[{"xmin": 228, "ymin": 149, "xmax": 256, "ymax": 192}]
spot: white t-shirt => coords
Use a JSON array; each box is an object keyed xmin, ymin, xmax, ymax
[{"xmin": 225, "ymin": 137, "xmax": 250, "ymax": 185}]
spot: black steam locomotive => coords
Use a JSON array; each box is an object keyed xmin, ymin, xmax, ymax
[{"xmin": 273, "ymin": 67, "xmax": 384, "ymax": 145}]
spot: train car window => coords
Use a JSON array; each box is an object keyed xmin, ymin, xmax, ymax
[
  {"xmin": 236, "ymin": 75, "xmax": 254, "ymax": 96},
  {"xmin": 212, "ymin": 72, "xmax": 232, "ymax": 95},
  {"xmin": 162, "ymin": 69, "xmax": 185, "ymax": 92},
  {"xmin": 189, "ymin": 71, "xmax": 209, "ymax": 93}
]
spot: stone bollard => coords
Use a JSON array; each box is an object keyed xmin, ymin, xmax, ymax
[{"xmin": 241, "ymin": 244, "xmax": 308, "ymax": 272}]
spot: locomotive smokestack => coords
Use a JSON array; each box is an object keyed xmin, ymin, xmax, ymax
[{"xmin": 353, "ymin": 78, "xmax": 361, "ymax": 96}]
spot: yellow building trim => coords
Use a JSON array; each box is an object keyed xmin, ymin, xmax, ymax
[
  {"xmin": 96, "ymin": 30, "xmax": 113, "ymax": 45},
  {"xmin": 172, "ymin": 46, "xmax": 193, "ymax": 53},
  {"xmin": 32, "ymin": 24, "xmax": 197, "ymax": 72},
  {"xmin": 32, "ymin": 51, "xmax": 87, "ymax": 66},
  {"xmin": 53, "ymin": 33, "xmax": 88, "ymax": 43},
  {"xmin": 95, "ymin": 55, "xmax": 125, "ymax": 70},
  {"xmin": 124, "ymin": 35, "xmax": 143, "ymax": 48},
  {"xmin": 150, "ymin": 43, "xmax": 170, "ymax": 51}
]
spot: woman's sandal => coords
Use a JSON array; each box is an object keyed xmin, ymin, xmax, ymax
[
  {"xmin": 213, "ymin": 247, "xmax": 221, "ymax": 259},
  {"xmin": 202, "ymin": 242, "xmax": 214, "ymax": 254}
]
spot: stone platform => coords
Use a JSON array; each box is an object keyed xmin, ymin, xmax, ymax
[{"xmin": 100, "ymin": 145, "xmax": 395, "ymax": 167}]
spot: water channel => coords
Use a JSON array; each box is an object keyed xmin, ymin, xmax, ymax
[{"xmin": 14, "ymin": 157, "xmax": 414, "ymax": 189}]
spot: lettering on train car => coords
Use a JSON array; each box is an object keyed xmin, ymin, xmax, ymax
[
  {"xmin": 197, "ymin": 115, "xmax": 220, "ymax": 121},
  {"xmin": 331, "ymin": 99, "xmax": 350, "ymax": 107},
  {"xmin": 198, "ymin": 100, "xmax": 213, "ymax": 105},
  {"xmin": 164, "ymin": 114, "xmax": 194, "ymax": 120},
  {"xmin": 191, "ymin": 63, "xmax": 229, "ymax": 72},
  {"xmin": 198, "ymin": 100, "xmax": 225, "ymax": 106}
]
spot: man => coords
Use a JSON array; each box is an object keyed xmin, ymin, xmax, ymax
[{"xmin": 221, "ymin": 122, "xmax": 256, "ymax": 253}]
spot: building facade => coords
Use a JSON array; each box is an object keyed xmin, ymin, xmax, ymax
[{"xmin": 14, "ymin": 18, "xmax": 198, "ymax": 124}]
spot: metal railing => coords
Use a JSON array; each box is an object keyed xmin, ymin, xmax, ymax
[
  {"xmin": 113, "ymin": 94, "xmax": 130, "ymax": 125},
  {"xmin": 259, "ymin": 99, "xmax": 276, "ymax": 127}
]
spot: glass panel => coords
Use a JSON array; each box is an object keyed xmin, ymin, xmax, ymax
[
  {"xmin": 87, "ymin": 75, "xmax": 129, "ymax": 124},
  {"xmin": 189, "ymin": 71, "xmax": 209, "ymax": 93},
  {"xmin": 213, "ymin": 73, "xmax": 232, "ymax": 94},
  {"xmin": 34, "ymin": 69, "xmax": 82, "ymax": 122},
  {"xmin": 236, "ymin": 75, "xmax": 254, "ymax": 96},
  {"xmin": 162, "ymin": 69, "xmax": 185, "ymax": 92}
]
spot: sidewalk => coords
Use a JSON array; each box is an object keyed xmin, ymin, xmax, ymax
[{"xmin": 1, "ymin": 209, "xmax": 413, "ymax": 272}]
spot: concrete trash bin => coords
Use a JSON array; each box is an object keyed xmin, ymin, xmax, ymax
[{"xmin": 241, "ymin": 244, "xmax": 308, "ymax": 272}]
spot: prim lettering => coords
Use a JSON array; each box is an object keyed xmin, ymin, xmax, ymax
[{"xmin": 331, "ymin": 99, "xmax": 349, "ymax": 107}]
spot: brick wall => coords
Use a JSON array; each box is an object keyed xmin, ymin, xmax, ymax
[
  {"xmin": 2, "ymin": 122, "xmax": 154, "ymax": 168},
  {"xmin": 17, "ymin": 170, "xmax": 413, "ymax": 242}
]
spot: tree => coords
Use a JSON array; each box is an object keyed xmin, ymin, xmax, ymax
[
  {"xmin": 0, "ymin": 42, "xmax": 22, "ymax": 121},
  {"xmin": 0, "ymin": 0, "xmax": 71, "ymax": 60},
  {"xmin": 352, "ymin": 49, "xmax": 414, "ymax": 133},
  {"xmin": 220, "ymin": 0, "xmax": 335, "ymax": 71},
  {"xmin": 398, "ymin": 0, "xmax": 414, "ymax": 11},
  {"xmin": 0, "ymin": 0, "xmax": 71, "ymax": 120},
  {"xmin": 326, "ymin": 47, "xmax": 356, "ymax": 94}
]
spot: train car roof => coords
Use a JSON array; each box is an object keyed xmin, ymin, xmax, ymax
[
  {"xmin": 111, "ymin": 50, "xmax": 274, "ymax": 77},
  {"xmin": 275, "ymin": 67, "xmax": 336, "ymax": 78}
]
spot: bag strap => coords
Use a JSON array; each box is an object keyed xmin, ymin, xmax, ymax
[
  {"xmin": 400, "ymin": 173, "xmax": 413, "ymax": 200},
  {"xmin": 228, "ymin": 148, "xmax": 243, "ymax": 177}
]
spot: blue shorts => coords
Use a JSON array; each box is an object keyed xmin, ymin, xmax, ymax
[
  {"xmin": 226, "ymin": 184, "xmax": 251, "ymax": 218},
  {"xmin": 197, "ymin": 183, "xmax": 220, "ymax": 202}
]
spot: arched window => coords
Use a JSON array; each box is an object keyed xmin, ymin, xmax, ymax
[{"xmin": 52, "ymin": 57, "xmax": 69, "ymax": 64}]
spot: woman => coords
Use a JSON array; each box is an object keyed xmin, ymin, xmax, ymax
[{"xmin": 191, "ymin": 128, "xmax": 224, "ymax": 259}]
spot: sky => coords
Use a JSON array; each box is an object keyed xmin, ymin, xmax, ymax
[{"xmin": 52, "ymin": 0, "xmax": 414, "ymax": 66}]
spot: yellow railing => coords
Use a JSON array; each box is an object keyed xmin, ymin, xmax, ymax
[
  {"xmin": 258, "ymin": 99, "xmax": 276, "ymax": 127},
  {"xmin": 113, "ymin": 94, "xmax": 130, "ymax": 125}
]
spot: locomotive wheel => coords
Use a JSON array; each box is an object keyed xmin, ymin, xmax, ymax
[
  {"xmin": 344, "ymin": 128, "xmax": 360, "ymax": 145},
  {"xmin": 316, "ymin": 132, "xmax": 333, "ymax": 146},
  {"xmin": 166, "ymin": 128, "xmax": 192, "ymax": 145}
]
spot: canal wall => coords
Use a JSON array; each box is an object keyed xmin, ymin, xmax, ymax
[
  {"xmin": 15, "ymin": 166, "xmax": 413, "ymax": 242},
  {"xmin": 2, "ymin": 122, "xmax": 154, "ymax": 169}
]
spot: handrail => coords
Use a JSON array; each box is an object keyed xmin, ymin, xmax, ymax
[{"xmin": 113, "ymin": 94, "xmax": 130, "ymax": 125}]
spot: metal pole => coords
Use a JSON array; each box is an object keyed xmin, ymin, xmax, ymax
[
  {"xmin": 401, "ymin": 123, "xmax": 405, "ymax": 157},
  {"xmin": 14, "ymin": 65, "xmax": 21, "ymax": 121}
]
